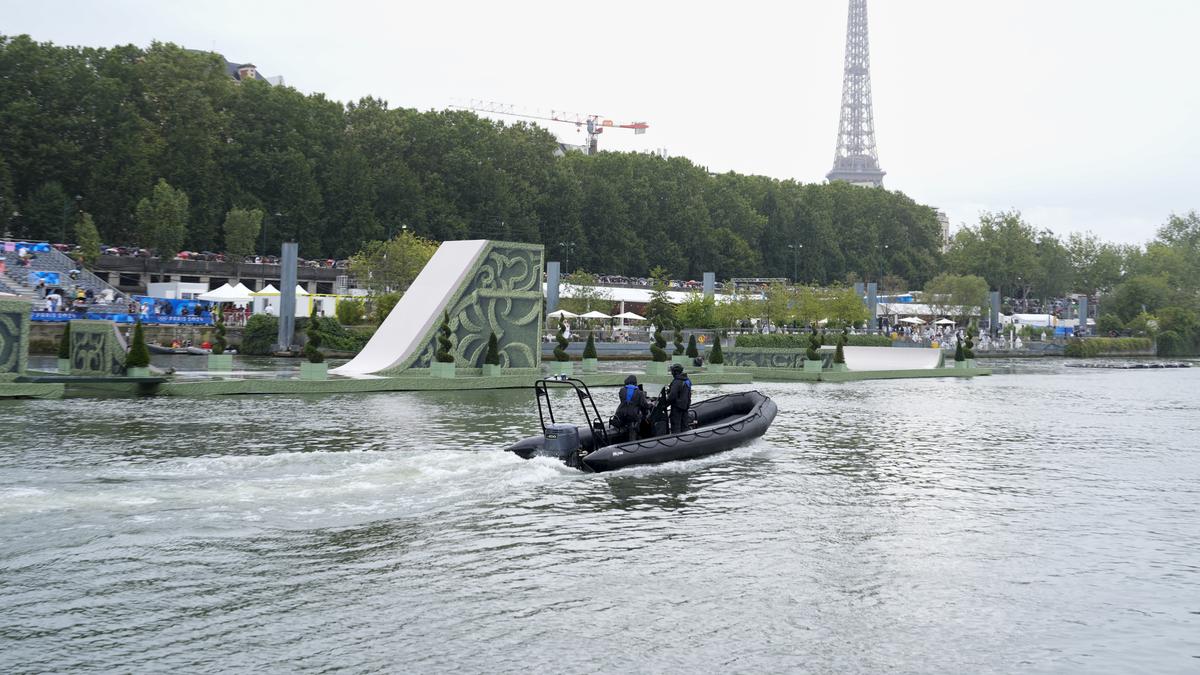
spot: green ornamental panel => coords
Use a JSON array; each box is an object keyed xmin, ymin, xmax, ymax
[
  {"xmin": 0, "ymin": 299, "xmax": 33, "ymax": 379},
  {"xmin": 71, "ymin": 320, "xmax": 129, "ymax": 376},
  {"xmin": 724, "ymin": 348, "xmax": 805, "ymax": 369},
  {"xmin": 381, "ymin": 241, "xmax": 544, "ymax": 375}
]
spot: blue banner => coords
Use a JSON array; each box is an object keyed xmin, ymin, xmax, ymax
[
  {"xmin": 31, "ymin": 312, "xmax": 212, "ymax": 325},
  {"xmin": 30, "ymin": 271, "xmax": 61, "ymax": 286}
]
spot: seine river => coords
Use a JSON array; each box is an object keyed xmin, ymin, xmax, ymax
[{"xmin": 2, "ymin": 358, "xmax": 1198, "ymax": 673}]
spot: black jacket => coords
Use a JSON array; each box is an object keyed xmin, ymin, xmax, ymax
[
  {"xmin": 666, "ymin": 373, "xmax": 692, "ymax": 410},
  {"xmin": 615, "ymin": 383, "xmax": 650, "ymax": 425}
]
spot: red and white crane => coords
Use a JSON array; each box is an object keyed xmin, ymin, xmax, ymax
[{"xmin": 455, "ymin": 99, "xmax": 648, "ymax": 155}]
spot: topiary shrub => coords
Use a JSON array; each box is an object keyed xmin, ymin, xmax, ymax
[
  {"xmin": 485, "ymin": 331, "xmax": 501, "ymax": 365},
  {"xmin": 583, "ymin": 331, "xmax": 597, "ymax": 359},
  {"xmin": 650, "ymin": 323, "xmax": 669, "ymax": 362},
  {"xmin": 125, "ymin": 320, "xmax": 151, "ymax": 369},
  {"xmin": 805, "ymin": 327, "xmax": 821, "ymax": 361},
  {"xmin": 304, "ymin": 305, "xmax": 324, "ymax": 363},
  {"xmin": 1156, "ymin": 330, "xmax": 1186, "ymax": 357},
  {"xmin": 672, "ymin": 321, "xmax": 685, "ymax": 355},
  {"xmin": 212, "ymin": 305, "xmax": 227, "ymax": 355},
  {"xmin": 964, "ymin": 334, "xmax": 975, "ymax": 359},
  {"xmin": 709, "ymin": 333, "xmax": 724, "ymax": 364},
  {"xmin": 241, "ymin": 314, "xmax": 278, "ymax": 355},
  {"xmin": 686, "ymin": 333, "xmax": 699, "ymax": 358},
  {"xmin": 834, "ymin": 328, "xmax": 847, "ymax": 364},
  {"xmin": 954, "ymin": 337, "xmax": 965, "ymax": 362},
  {"xmin": 552, "ymin": 319, "xmax": 570, "ymax": 362},
  {"xmin": 436, "ymin": 311, "xmax": 455, "ymax": 363},
  {"xmin": 58, "ymin": 321, "xmax": 71, "ymax": 359}
]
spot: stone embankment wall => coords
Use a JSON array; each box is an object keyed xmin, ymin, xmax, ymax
[{"xmin": 29, "ymin": 322, "xmax": 243, "ymax": 353}]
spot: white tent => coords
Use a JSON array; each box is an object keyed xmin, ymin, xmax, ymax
[
  {"xmin": 934, "ymin": 318, "xmax": 956, "ymax": 326},
  {"xmin": 198, "ymin": 283, "xmax": 253, "ymax": 303},
  {"xmin": 613, "ymin": 311, "xmax": 646, "ymax": 321},
  {"xmin": 230, "ymin": 282, "xmax": 256, "ymax": 299},
  {"xmin": 900, "ymin": 316, "xmax": 926, "ymax": 325},
  {"xmin": 251, "ymin": 283, "xmax": 279, "ymax": 296},
  {"xmin": 579, "ymin": 310, "xmax": 612, "ymax": 319},
  {"xmin": 547, "ymin": 309, "xmax": 579, "ymax": 319},
  {"xmin": 294, "ymin": 284, "xmax": 310, "ymax": 296}
]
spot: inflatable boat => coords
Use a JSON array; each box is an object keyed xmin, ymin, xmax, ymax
[{"xmin": 504, "ymin": 378, "xmax": 777, "ymax": 472}]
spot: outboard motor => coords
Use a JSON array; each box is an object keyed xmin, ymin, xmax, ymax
[{"xmin": 540, "ymin": 423, "xmax": 581, "ymax": 460}]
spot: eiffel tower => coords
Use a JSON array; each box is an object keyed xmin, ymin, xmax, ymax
[{"xmin": 827, "ymin": 0, "xmax": 886, "ymax": 187}]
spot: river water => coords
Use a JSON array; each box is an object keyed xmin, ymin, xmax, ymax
[{"xmin": 2, "ymin": 359, "xmax": 1198, "ymax": 673}]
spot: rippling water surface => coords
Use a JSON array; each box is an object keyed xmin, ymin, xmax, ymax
[{"xmin": 2, "ymin": 359, "xmax": 1198, "ymax": 673}]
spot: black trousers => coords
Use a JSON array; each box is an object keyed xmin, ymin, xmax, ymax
[{"xmin": 669, "ymin": 408, "xmax": 688, "ymax": 434}]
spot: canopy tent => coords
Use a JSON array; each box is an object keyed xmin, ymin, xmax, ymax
[
  {"xmin": 612, "ymin": 311, "xmax": 646, "ymax": 321},
  {"xmin": 900, "ymin": 317, "xmax": 926, "ymax": 325},
  {"xmin": 231, "ymin": 282, "xmax": 256, "ymax": 298},
  {"xmin": 547, "ymin": 309, "xmax": 579, "ymax": 319},
  {"xmin": 934, "ymin": 318, "xmax": 956, "ymax": 325},
  {"xmin": 198, "ymin": 283, "xmax": 254, "ymax": 303},
  {"xmin": 579, "ymin": 310, "xmax": 612, "ymax": 319},
  {"xmin": 251, "ymin": 283, "xmax": 279, "ymax": 296}
]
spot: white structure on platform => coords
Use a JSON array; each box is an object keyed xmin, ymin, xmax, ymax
[
  {"xmin": 843, "ymin": 346, "xmax": 942, "ymax": 371},
  {"xmin": 333, "ymin": 240, "xmax": 490, "ymax": 376}
]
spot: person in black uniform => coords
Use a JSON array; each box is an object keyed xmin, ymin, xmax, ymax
[
  {"xmin": 666, "ymin": 363, "xmax": 692, "ymax": 433},
  {"xmin": 615, "ymin": 375, "xmax": 651, "ymax": 440}
]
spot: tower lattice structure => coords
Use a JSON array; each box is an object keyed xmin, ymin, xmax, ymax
[{"xmin": 827, "ymin": 0, "xmax": 886, "ymax": 187}]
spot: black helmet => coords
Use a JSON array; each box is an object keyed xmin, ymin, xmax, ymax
[
  {"xmin": 669, "ymin": 363, "xmax": 684, "ymax": 375},
  {"xmin": 624, "ymin": 375, "xmax": 638, "ymax": 385}
]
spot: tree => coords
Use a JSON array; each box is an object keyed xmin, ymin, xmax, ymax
[
  {"xmin": 223, "ymin": 207, "xmax": 263, "ymax": 259},
  {"xmin": 675, "ymin": 293, "xmax": 717, "ymax": 328},
  {"xmin": 74, "ymin": 212, "xmax": 101, "ymax": 264},
  {"xmin": 1107, "ymin": 275, "xmax": 1174, "ymax": 322},
  {"xmin": 708, "ymin": 333, "xmax": 724, "ymax": 364},
  {"xmin": 348, "ymin": 230, "xmax": 438, "ymax": 295},
  {"xmin": 134, "ymin": 178, "xmax": 188, "ymax": 255},
  {"xmin": 436, "ymin": 311, "xmax": 455, "ymax": 363},
  {"xmin": 672, "ymin": 321, "xmax": 685, "ymax": 355},
  {"xmin": 336, "ymin": 298, "xmax": 365, "ymax": 325},
  {"xmin": 644, "ymin": 266, "xmax": 676, "ymax": 325},
  {"xmin": 125, "ymin": 320, "xmax": 151, "ymax": 368},
  {"xmin": 583, "ymin": 331, "xmax": 597, "ymax": 360},
  {"xmin": 686, "ymin": 333, "xmax": 699, "ymax": 358},
  {"xmin": 945, "ymin": 211, "xmax": 1039, "ymax": 298},
  {"xmin": 558, "ymin": 269, "xmax": 614, "ymax": 315},
  {"xmin": 553, "ymin": 318, "xmax": 569, "ymax": 362},
  {"xmin": 304, "ymin": 305, "xmax": 324, "ymax": 363},
  {"xmin": 924, "ymin": 273, "xmax": 990, "ymax": 326},
  {"xmin": 240, "ymin": 314, "xmax": 278, "ymax": 355},
  {"xmin": 650, "ymin": 323, "xmax": 669, "ymax": 362},
  {"xmin": 834, "ymin": 328, "xmax": 847, "ymax": 364},
  {"xmin": 485, "ymin": 332, "xmax": 501, "ymax": 365},
  {"xmin": 805, "ymin": 326, "xmax": 821, "ymax": 362},
  {"xmin": 21, "ymin": 181, "xmax": 69, "ymax": 241},
  {"xmin": 212, "ymin": 305, "xmax": 227, "ymax": 355}
]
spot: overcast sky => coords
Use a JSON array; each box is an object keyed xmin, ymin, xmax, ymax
[{"xmin": 5, "ymin": 0, "xmax": 1198, "ymax": 244}]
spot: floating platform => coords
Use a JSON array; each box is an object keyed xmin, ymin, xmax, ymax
[
  {"xmin": 729, "ymin": 366, "xmax": 991, "ymax": 382},
  {"xmin": 0, "ymin": 381, "xmax": 65, "ymax": 399}
]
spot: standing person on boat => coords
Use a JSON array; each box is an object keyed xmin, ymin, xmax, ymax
[
  {"xmin": 666, "ymin": 363, "xmax": 693, "ymax": 433},
  {"xmin": 615, "ymin": 375, "xmax": 652, "ymax": 440}
]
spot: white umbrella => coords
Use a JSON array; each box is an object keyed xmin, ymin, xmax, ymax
[
  {"xmin": 547, "ymin": 309, "xmax": 579, "ymax": 319},
  {"xmin": 934, "ymin": 318, "xmax": 956, "ymax": 325},
  {"xmin": 900, "ymin": 316, "xmax": 926, "ymax": 325},
  {"xmin": 580, "ymin": 310, "xmax": 612, "ymax": 319},
  {"xmin": 613, "ymin": 311, "xmax": 646, "ymax": 321}
]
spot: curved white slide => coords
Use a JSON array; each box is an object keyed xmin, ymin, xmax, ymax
[
  {"xmin": 844, "ymin": 346, "xmax": 941, "ymax": 371},
  {"xmin": 332, "ymin": 240, "xmax": 488, "ymax": 376}
]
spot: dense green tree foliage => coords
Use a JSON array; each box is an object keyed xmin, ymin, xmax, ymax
[
  {"xmin": 74, "ymin": 212, "xmax": 101, "ymax": 264},
  {"xmin": 222, "ymin": 207, "xmax": 263, "ymax": 259},
  {"xmin": 0, "ymin": 34, "xmax": 942, "ymax": 281}
]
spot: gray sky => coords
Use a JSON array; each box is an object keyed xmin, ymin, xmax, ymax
[{"xmin": 5, "ymin": 0, "xmax": 1198, "ymax": 244}]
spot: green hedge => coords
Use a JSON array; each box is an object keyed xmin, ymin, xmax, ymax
[
  {"xmin": 734, "ymin": 333, "xmax": 892, "ymax": 349},
  {"xmin": 1063, "ymin": 337, "xmax": 1153, "ymax": 357}
]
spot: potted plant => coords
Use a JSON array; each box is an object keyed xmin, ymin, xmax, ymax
[
  {"xmin": 804, "ymin": 326, "xmax": 824, "ymax": 372},
  {"xmin": 671, "ymin": 321, "xmax": 689, "ymax": 366},
  {"xmin": 549, "ymin": 318, "xmax": 573, "ymax": 376},
  {"xmin": 686, "ymin": 333, "xmax": 699, "ymax": 362},
  {"xmin": 57, "ymin": 320, "xmax": 71, "ymax": 373},
  {"xmin": 431, "ymin": 310, "xmax": 456, "ymax": 378},
  {"xmin": 954, "ymin": 336, "xmax": 966, "ymax": 368},
  {"xmin": 707, "ymin": 333, "xmax": 725, "ymax": 374},
  {"xmin": 833, "ymin": 328, "xmax": 849, "ymax": 371},
  {"xmin": 964, "ymin": 333, "xmax": 976, "ymax": 368},
  {"xmin": 483, "ymin": 331, "xmax": 502, "ymax": 377},
  {"xmin": 301, "ymin": 306, "xmax": 327, "ymax": 380},
  {"xmin": 124, "ymin": 319, "xmax": 151, "ymax": 378},
  {"xmin": 208, "ymin": 305, "xmax": 234, "ymax": 370},
  {"xmin": 648, "ymin": 322, "xmax": 670, "ymax": 376},
  {"xmin": 581, "ymin": 330, "xmax": 598, "ymax": 373}
]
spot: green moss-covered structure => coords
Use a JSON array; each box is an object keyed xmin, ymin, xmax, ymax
[
  {"xmin": 0, "ymin": 298, "xmax": 32, "ymax": 380},
  {"xmin": 70, "ymin": 320, "xmax": 129, "ymax": 376}
]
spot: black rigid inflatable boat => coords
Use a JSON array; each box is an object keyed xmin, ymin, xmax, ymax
[{"xmin": 504, "ymin": 377, "xmax": 777, "ymax": 472}]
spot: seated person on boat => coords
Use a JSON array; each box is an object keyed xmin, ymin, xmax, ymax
[{"xmin": 613, "ymin": 375, "xmax": 652, "ymax": 441}]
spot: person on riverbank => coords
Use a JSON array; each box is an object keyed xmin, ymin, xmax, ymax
[
  {"xmin": 614, "ymin": 375, "xmax": 651, "ymax": 440},
  {"xmin": 666, "ymin": 363, "xmax": 692, "ymax": 434}
]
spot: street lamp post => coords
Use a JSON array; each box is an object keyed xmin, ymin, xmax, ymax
[
  {"xmin": 559, "ymin": 241, "xmax": 575, "ymax": 274},
  {"xmin": 787, "ymin": 243, "xmax": 802, "ymax": 284},
  {"xmin": 879, "ymin": 243, "xmax": 889, "ymax": 293}
]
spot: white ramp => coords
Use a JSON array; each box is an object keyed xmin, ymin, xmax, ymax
[
  {"xmin": 844, "ymin": 346, "xmax": 942, "ymax": 371},
  {"xmin": 332, "ymin": 240, "xmax": 488, "ymax": 376}
]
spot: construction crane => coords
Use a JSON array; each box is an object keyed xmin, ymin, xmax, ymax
[{"xmin": 454, "ymin": 99, "xmax": 648, "ymax": 155}]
